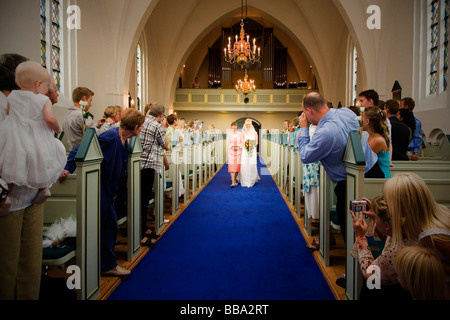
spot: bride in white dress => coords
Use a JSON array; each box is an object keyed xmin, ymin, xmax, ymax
[{"xmin": 238, "ymin": 119, "xmax": 260, "ymax": 187}]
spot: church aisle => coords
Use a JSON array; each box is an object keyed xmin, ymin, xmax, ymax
[{"xmin": 108, "ymin": 157, "xmax": 334, "ymax": 300}]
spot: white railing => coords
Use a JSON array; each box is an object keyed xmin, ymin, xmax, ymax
[{"xmin": 174, "ymin": 88, "xmax": 317, "ymax": 112}]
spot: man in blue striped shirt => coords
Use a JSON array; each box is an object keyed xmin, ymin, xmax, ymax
[{"xmin": 298, "ymin": 92, "xmax": 360, "ymax": 244}]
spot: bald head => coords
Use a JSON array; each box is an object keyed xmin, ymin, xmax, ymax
[
  {"xmin": 303, "ymin": 92, "xmax": 327, "ymax": 112},
  {"xmin": 15, "ymin": 61, "xmax": 51, "ymax": 90},
  {"xmin": 47, "ymin": 81, "xmax": 59, "ymax": 104}
]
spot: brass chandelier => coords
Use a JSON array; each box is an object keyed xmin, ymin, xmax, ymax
[
  {"xmin": 236, "ymin": 69, "xmax": 255, "ymax": 103},
  {"xmin": 224, "ymin": 0, "xmax": 261, "ymax": 69}
]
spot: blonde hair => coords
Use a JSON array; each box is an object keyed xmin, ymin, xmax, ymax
[
  {"xmin": 188, "ymin": 118, "xmax": 198, "ymax": 128},
  {"xmin": 15, "ymin": 61, "xmax": 51, "ymax": 89},
  {"xmin": 103, "ymin": 105, "xmax": 121, "ymax": 118},
  {"xmin": 383, "ymin": 173, "xmax": 450, "ymax": 248},
  {"xmin": 395, "ymin": 246, "xmax": 445, "ymax": 300},
  {"xmin": 371, "ymin": 195, "xmax": 390, "ymax": 225}
]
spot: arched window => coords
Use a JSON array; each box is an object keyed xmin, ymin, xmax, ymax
[
  {"xmin": 346, "ymin": 35, "xmax": 358, "ymax": 107},
  {"xmin": 40, "ymin": 0, "xmax": 63, "ymax": 92},
  {"xmin": 136, "ymin": 44, "xmax": 142, "ymax": 111},
  {"xmin": 428, "ymin": 0, "xmax": 448, "ymax": 95},
  {"xmin": 352, "ymin": 46, "xmax": 358, "ymax": 105}
]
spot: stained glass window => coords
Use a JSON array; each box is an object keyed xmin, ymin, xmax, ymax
[
  {"xmin": 50, "ymin": 0, "xmax": 61, "ymax": 90},
  {"xmin": 40, "ymin": 0, "xmax": 62, "ymax": 91},
  {"xmin": 444, "ymin": 0, "xmax": 449, "ymax": 90},
  {"xmin": 430, "ymin": 0, "xmax": 440, "ymax": 95},
  {"xmin": 40, "ymin": 0, "xmax": 47, "ymax": 68},
  {"xmin": 429, "ymin": 0, "xmax": 449, "ymax": 94},
  {"xmin": 136, "ymin": 44, "xmax": 142, "ymax": 110},
  {"xmin": 352, "ymin": 47, "xmax": 358, "ymax": 105}
]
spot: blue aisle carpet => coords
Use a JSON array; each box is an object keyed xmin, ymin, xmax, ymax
[{"xmin": 108, "ymin": 158, "xmax": 334, "ymax": 300}]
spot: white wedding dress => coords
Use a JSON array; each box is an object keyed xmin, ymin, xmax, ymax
[{"xmin": 238, "ymin": 133, "xmax": 260, "ymax": 187}]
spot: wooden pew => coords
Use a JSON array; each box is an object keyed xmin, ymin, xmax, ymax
[
  {"xmin": 43, "ymin": 128, "xmax": 103, "ymax": 300},
  {"xmin": 390, "ymin": 161, "xmax": 450, "ymax": 179},
  {"xmin": 342, "ymin": 131, "xmax": 450, "ymax": 300},
  {"xmin": 125, "ymin": 136, "xmax": 143, "ymax": 261},
  {"xmin": 165, "ymin": 145, "xmax": 181, "ymax": 216},
  {"xmin": 420, "ymin": 132, "xmax": 450, "ymax": 160},
  {"xmin": 182, "ymin": 130, "xmax": 192, "ymax": 204}
]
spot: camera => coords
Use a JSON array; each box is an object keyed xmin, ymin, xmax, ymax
[
  {"xmin": 0, "ymin": 178, "xmax": 9, "ymax": 202},
  {"xmin": 350, "ymin": 200, "xmax": 366, "ymax": 213}
]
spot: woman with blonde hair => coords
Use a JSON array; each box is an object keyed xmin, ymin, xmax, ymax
[
  {"xmin": 383, "ymin": 172, "xmax": 450, "ymax": 298},
  {"xmin": 395, "ymin": 246, "xmax": 446, "ymax": 300},
  {"xmin": 350, "ymin": 195, "xmax": 411, "ymax": 299},
  {"xmin": 239, "ymin": 118, "xmax": 260, "ymax": 187}
]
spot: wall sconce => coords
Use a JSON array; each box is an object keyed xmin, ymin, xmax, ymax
[{"xmin": 128, "ymin": 92, "xmax": 135, "ymax": 108}]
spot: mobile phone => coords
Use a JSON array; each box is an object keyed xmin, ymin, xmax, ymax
[{"xmin": 350, "ymin": 200, "xmax": 366, "ymax": 214}]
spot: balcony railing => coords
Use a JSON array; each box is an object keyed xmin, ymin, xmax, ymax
[{"xmin": 173, "ymin": 88, "xmax": 318, "ymax": 112}]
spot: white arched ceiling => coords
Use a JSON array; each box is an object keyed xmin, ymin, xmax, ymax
[{"xmin": 117, "ymin": 0, "xmax": 357, "ymax": 108}]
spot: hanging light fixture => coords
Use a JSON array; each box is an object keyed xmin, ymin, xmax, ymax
[
  {"xmin": 224, "ymin": 0, "xmax": 261, "ymax": 69},
  {"xmin": 236, "ymin": 69, "xmax": 255, "ymax": 103}
]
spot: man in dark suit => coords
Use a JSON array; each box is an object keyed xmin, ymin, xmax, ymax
[{"xmin": 384, "ymin": 99, "xmax": 410, "ymax": 161}]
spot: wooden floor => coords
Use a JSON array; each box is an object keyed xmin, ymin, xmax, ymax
[{"xmin": 43, "ymin": 165, "xmax": 346, "ymax": 300}]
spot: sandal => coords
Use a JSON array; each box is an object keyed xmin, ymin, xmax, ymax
[
  {"xmin": 144, "ymin": 230, "xmax": 160, "ymax": 239},
  {"xmin": 141, "ymin": 237, "xmax": 157, "ymax": 248},
  {"xmin": 305, "ymin": 238, "xmax": 320, "ymax": 251}
]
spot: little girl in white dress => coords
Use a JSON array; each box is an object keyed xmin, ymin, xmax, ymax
[{"xmin": 0, "ymin": 61, "xmax": 66, "ymax": 203}]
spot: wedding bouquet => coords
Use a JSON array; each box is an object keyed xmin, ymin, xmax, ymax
[{"xmin": 244, "ymin": 139, "xmax": 256, "ymax": 155}]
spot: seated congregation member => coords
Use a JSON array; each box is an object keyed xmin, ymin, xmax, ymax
[
  {"xmin": 384, "ymin": 100, "xmax": 410, "ymax": 161},
  {"xmin": 139, "ymin": 102, "xmax": 169, "ymax": 247},
  {"xmin": 399, "ymin": 97, "xmax": 422, "ymax": 161},
  {"xmin": 361, "ymin": 106, "xmax": 391, "ymax": 178},
  {"xmin": 350, "ymin": 196, "xmax": 411, "ymax": 299},
  {"xmin": 395, "ymin": 245, "xmax": 447, "ymax": 300},
  {"xmin": 59, "ymin": 108, "xmax": 146, "ymax": 276}
]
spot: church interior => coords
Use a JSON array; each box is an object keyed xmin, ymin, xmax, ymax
[{"xmin": 1, "ymin": 0, "xmax": 449, "ymax": 303}]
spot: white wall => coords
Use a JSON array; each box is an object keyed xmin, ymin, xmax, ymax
[{"xmin": 2, "ymin": 0, "xmax": 448, "ymax": 136}]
